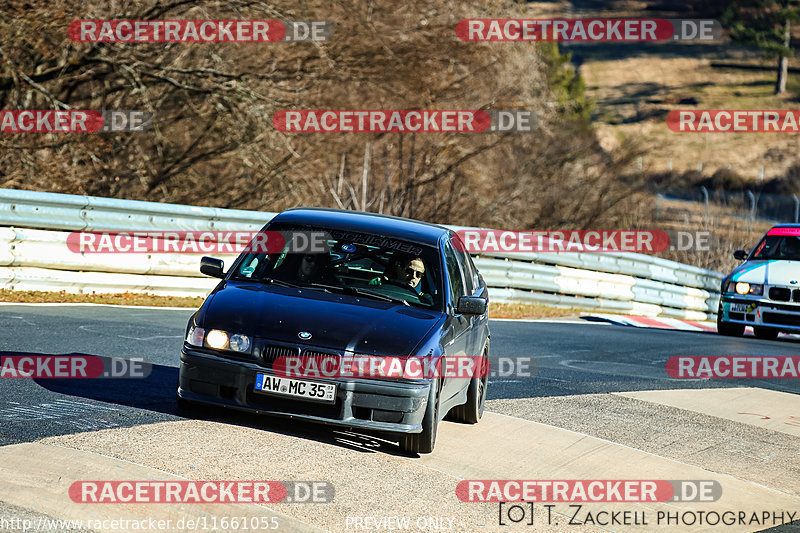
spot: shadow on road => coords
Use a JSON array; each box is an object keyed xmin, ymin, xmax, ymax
[{"xmin": 5, "ymin": 351, "xmax": 414, "ymax": 456}]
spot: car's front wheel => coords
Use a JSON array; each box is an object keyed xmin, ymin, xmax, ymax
[
  {"xmin": 400, "ymin": 378, "xmax": 440, "ymax": 454},
  {"xmin": 717, "ymin": 309, "xmax": 744, "ymax": 337},
  {"xmin": 753, "ymin": 326, "xmax": 780, "ymax": 340},
  {"xmin": 449, "ymin": 344, "xmax": 488, "ymax": 424}
]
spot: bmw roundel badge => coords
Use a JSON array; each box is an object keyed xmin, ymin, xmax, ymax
[{"xmin": 298, "ymin": 331, "xmax": 312, "ymax": 340}]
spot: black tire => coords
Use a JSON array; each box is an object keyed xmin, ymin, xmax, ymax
[
  {"xmin": 399, "ymin": 378, "xmax": 440, "ymax": 454},
  {"xmin": 449, "ymin": 345, "xmax": 488, "ymax": 424},
  {"xmin": 753, "ymin": 326, "xmax": 780, "ymax": 340},
  {"xmin": 717, "ymin": 312, "xmax": 744, "ymax": 337}
]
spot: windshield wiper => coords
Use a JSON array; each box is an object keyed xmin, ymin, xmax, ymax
[
  {"xmin": 302, "ymin": 283, "xmax": 409, "ymax": 305},
  {"xmin": 302, "ymin": 282, "xmax": 345, "ymax": 294},
  {"xmin": 347, "ymin": 287, "xmax": 410, "ymax": 306},
  {"xmin": 255, "ymin": 277, "xmax": 302, "ymax": 289},
  {"xmin": 271, "ymin": 280, "xmax": 410, "ymax": 306}
]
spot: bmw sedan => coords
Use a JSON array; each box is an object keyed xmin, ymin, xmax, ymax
[
  {"xmin": 177, "ymin": 208, "xmax": 490, "ymax": 453},
  {"xmin": 718, "ymin": 224, "xmax": 800, "ymax": 340}
]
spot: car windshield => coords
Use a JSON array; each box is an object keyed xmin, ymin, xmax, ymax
[
  {"xmin": 230, "ymin": 225, "xmax": 444, "ymax": 310},
  {"xmin": 751, "ymin": 235, "xmax": 800, "ymax": 261}
]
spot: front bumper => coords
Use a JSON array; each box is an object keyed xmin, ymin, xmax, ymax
[
  {"xmin": 720, "ymin": 295, "xmax": 800, "ymax": 331},
  {"xmin": 178, "ymin": 347, "xmax": 430, "ymax": 433}
]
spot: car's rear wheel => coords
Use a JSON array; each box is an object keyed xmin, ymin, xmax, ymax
[
  {"xmin": 400, "ymin": 378, "xmax": 440, "ymax": 454},
  {"xmin": 717, "ymin": 309, "xmax": 744, "ymax": 337},
  {"xmin": 449, "ymin": 344, "xmax": 488, "ymax": 424},
  {"xmin": 753, "ymin": 326, "xmax": 780, "ymax": 340}
]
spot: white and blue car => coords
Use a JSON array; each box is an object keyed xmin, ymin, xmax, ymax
[{"xmin": 718, "ymin": 225, "xmax": 800, "ymax": 339}]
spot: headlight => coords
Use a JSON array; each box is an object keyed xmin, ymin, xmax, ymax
[
  {"xmin": 206, "ymin": 329, "xmax": 229, "ymax": 350},
  {"xmin": 731, "ymin": 282, "xmax": 763, "ymax": 296},
  {"xmin": 735, "ymin": 282, "xmax": 750, "ymax": 295},
  {"xmin": 186, "ymin": 326, "xmax": 205, "ymax": 347},
  {"xmin": 202, "ymin": 329, "xmax": 251, "ymax": 353},
  {"xmin": 229, "ymin": 334, "xmax": 251, "ymax": 353}
]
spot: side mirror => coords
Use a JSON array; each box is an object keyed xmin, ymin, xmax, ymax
[
  {"xmin": 456, "ymin": 295, "xmax": 487, "ymax": 315},
  {"xmin": 733, "ymin": 250, "xmax": 747, "ymax": 261},
  {"xmin": 200, "ymin": 256, "xmax": 224, "ymax": 278}
]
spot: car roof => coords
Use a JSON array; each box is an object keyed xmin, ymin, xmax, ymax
[
  {"xmin": 269, "ymin": 208, "xmax": 451, "ymax": 246},
  {"xmin": 771, "ymin": 224, "xmax": 800, "ymax": 229}
]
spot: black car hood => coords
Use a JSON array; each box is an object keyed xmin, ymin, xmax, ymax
[{"xmin": 200, "ymin": 281, "xmax": 442, "ymax": 356}]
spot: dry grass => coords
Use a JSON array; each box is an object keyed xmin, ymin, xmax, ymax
[
  {"xmin": 652, "ymin": 197, "xmax": 774, "ymax": 272},
  {"xmin": 511, "ymin": 0, "xmax": 800, "ymax": 181},
  {"xmin": 0, "ymin": 289, "xmax": 204, "ymax": 308},
  {"xmin": 0, "ymin": 288, "xmax": 585, "ymax": 319},
  {"xmin": 583, "ymin": 51, "xmax": 800, "ymax": 181},
  {"xmin": 489, "ymin": 302, "xmax": 587, "ymax": 319}
]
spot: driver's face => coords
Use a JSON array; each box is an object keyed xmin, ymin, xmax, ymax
[
  {"xmin": 299, "ymin": 254, "xmax": 319, "ymax": 276},
  {"xmin": 396, "ymin": 258, "xmax": 425, "ymax": 288}
]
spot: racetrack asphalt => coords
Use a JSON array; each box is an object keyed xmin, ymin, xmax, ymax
[
  {"xmin": 1, "ymin": 304, "xmax": 800, "ymax": 532},
  {"xmin": 3, "ymin": 305, "xmax": 800, "ymax": 446}
]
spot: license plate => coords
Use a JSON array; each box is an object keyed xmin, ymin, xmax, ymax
[
  {"xmin": 730, "ymin": 302, "xmax": 750, "ymax": 313},
  {"xmin": 254, "ymin": 374, "xmax": 336, "ymax": 403}
]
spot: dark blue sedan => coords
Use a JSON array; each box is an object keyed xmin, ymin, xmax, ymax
[{"xmin": 177, "ymin": 208, "xmax": 490, "ymax": 453}]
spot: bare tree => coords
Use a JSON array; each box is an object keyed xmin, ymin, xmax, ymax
[{"xmin": 0, "ymin": 0, "xmax": 643, "ymax": 232}]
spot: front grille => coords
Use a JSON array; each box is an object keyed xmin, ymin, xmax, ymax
[
  {"xmin": 763, "ymin": 301, "xmax": 800, "ymax": 312},
  {"xmin": 763, "ymin": 312, "xmax": 800, "ymax": 327},
  {"xmin": 259, "ymin": 344, "xmax": 300, "ymax": 368},
  {"xmin": 304, "ymin": 350, "xmax": 341, "ymax": 358},
  {"xmin": 729, "ymin": 312, "xmax": 745, "ymax": 321},
  {"xmin": 793, "ymin": 290, "xmax": 800, "ymax": 302},
  {"xmin": 769, "ymin": 287, "xmax": 791, "ymax": 301}
]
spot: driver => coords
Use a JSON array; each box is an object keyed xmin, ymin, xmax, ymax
[
  {"xmin": 296, "ymin": 253, "xmax": 334, "ymax": 284},
  {"xmin": 780, "ymin": 237, "xmax": 800, "ymax": 258},
  {"xmin": 370, "ymin": 254, "xmax": 425, "ymax": 295}
]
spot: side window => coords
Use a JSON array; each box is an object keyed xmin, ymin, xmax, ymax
[
  {"xmin": 444, "ymin": 242, "xmax": 465, "ymax": 304},
  {"xmin": 451, "ymin": 232, "xmax": 478, "ymax": 295},
  {"xmin": 458, "ymin": 250, "xmax": 477, "ymax": 295}
]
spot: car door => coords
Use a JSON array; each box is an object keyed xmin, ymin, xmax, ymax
[{"xmin": 440, "ymin": 238, "xmax": 472, "ymax": 404}]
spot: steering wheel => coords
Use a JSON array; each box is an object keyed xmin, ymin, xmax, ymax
[{"xmin": 385, "ymin": 279, "xmax": 423, "ymax": 298}]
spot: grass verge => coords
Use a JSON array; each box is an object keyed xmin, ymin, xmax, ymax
[
  {"xmin": 0, "ymin": 289, "xmax": 585, "ymax": 319},
  {"xmin": 489, "ymin": 302, "xmax": 586, "ymax": 319},
  {"xmin": 0, "ymin": 289, "xmax": 204, "ymax": 308}
]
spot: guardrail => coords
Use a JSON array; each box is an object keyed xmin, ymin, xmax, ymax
[
  {"xmin": 0, "ymin": 188, "xmax": 272, "ymax": 232},
  {"xmin": 0, "ymin": 189, "xmax": 723, "ymax": 319}
]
